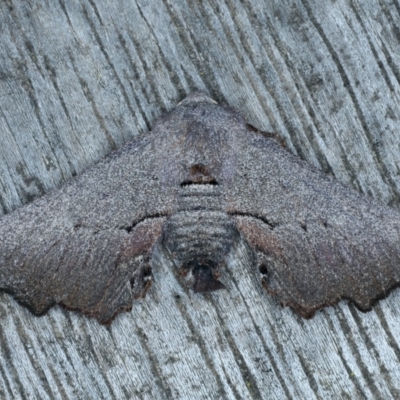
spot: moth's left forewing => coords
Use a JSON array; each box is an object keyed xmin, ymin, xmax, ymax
[{"xmin": 0, "ymin": 134, "xmax": 173, "ymax": 324}]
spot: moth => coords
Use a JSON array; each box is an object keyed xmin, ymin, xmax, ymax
[{"xmin": 1, "ymin": 91, "xmax": 400, "ymax": 324}]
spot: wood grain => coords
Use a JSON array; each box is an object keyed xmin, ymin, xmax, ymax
[{"xmin": 1, "ymin": 0, "xmax": 400, "ymax": 398}]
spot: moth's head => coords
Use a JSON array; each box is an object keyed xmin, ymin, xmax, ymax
[
  {"xmin": 158, "ymin": 92, "xmax": 241, "ymax": 188},
  {"xmin": 177, "ymin": 91, "xmax": 218, "ymax": 106}
]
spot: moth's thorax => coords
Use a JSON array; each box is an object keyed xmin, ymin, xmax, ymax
[{"xmin": 161, "ymin": 184, "xmax": 236, "ymax": 268}]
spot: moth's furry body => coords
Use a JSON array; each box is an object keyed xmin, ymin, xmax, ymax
[{"xmin": 161, "ymin": 185, "xmax": 238, "ymax": 292}]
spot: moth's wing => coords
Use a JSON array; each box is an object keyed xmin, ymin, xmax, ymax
[
  {"xmin": 0, "ymin": 134, "xmax": 174, "ymax": 324},
  {"xmin": 228, "ymin": 128, "xmax": 400, "ymax": 317}
]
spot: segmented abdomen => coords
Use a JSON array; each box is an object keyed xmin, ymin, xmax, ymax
[{"xmin": 161, "ymin": 185, "xmax": 237, "ymax": 267}]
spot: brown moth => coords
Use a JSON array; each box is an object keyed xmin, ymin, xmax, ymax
[{"xmin": 1, "ymin": 91, "xmax": 400, "ymax": 324}]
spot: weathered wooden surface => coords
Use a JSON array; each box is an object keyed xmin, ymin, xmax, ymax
[{"xmin": 1, "ymin": 0, "xmax": 400, "ymax": 398}]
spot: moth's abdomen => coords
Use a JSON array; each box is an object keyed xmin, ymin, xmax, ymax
[
  {"xmin": 163, "ymin": 209, "xmax": 235, "ymax": 265},
  {"xmin": 161, "ymin": 185, "xmax": 237, "ymax": 268}
]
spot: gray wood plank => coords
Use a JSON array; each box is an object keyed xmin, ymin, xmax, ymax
[{"xmin": 1, "ymin": 0, "xmax": 400, "ymax": 398}]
